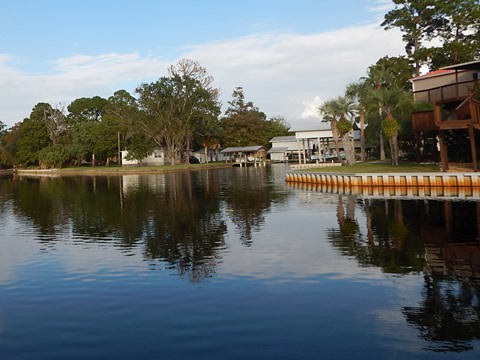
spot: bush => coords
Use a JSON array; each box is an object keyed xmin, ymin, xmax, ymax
[{"xmin": 38, "ymin": 144, "xmax": 68, "ymax": 168}]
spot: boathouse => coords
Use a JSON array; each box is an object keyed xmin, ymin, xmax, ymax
[
  {"xmin": 221, "ymin": 146, "xmax": 267, "ymax": 166},
  {"xmin": 268, "ymin": 136, "xmax": 299, "ymax": 162}
]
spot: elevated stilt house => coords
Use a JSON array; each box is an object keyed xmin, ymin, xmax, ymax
[{"xmin": 411, "ymin": 60, "xmax": 480, "ymax": 171}]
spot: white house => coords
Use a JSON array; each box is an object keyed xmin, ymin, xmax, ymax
[
  {"xmin": 269, "ymin": 125, "xmax": 360, "ymax": 163},
  {"xmin": 269, "ymin": 126, "xmax": 336, "ymax": 163},
  {"xmin": 268, "ymin": 136, "xmax": 300, "ymax": 162},
  {"xmin": 121, "ymin": 148, "xmax": 169, "ymax": 166}
]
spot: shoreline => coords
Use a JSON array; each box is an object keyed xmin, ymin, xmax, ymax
[{"xmin": 8, "ymin": 163, "xmax": 233, "ymax": 176}]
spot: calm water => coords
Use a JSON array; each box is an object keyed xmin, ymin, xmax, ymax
[{"xmin": 0, "ymin": 165, "xmax": 479, "ymax": 359}]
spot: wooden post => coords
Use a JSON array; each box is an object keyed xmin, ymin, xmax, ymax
[
  {"xmin": 468, "ymin": 125, "xmax": 478, "ymax": 171},
  {"xmin": 297, "ymin": 139, "xmax": 301, "ymax": 164},
  {"xmin": 415, "ymin": 131, "xmax": 421, "ymax": 163},
  {"xmin": 438, "ymin": 131, "xmax": 449, "ymax": 172},
  {"xmin": 434, "ymin": 103, "xmax": 442, "ymax": 125}
]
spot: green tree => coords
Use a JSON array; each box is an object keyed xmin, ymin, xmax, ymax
[
  {"xmin": 123, "ymin": 134, "xmax": 155, "ymax": 163},
  {"xmin": 104, "ymin": 90, "xmax": 139, "ymax": 162},
  {"xmin": 168, "ymin": 59, "xmax": 221, "ymax": 163},
  {"xmin": 362, "ymin": 57, "xmax": 415, "ymax": 160},
  {"xmin": 367, "ymin": 85, "xmax": 413, "ymax": 165},
  {"xmin": 381, "ymin": 0, "xmax": 443, "ymax": 75},
  {"xmin": 426, "ymin": 0, "xmax": 480, "ymax": 68},
  {"xmin": 263, "ymin": 116, "xmax": 291, "ymax": 142},
  {"xmin": 0, "ymin": 124, "xmax": 18, "ymax": 167},
  {"xmin": 136, "ymin": 77, "xmax": 188, "ymax": 165},
  {"xmin": 220, "ymin": 87, "xmax": 281, "ymax": 148},
  {"xmin": 15, "ymin": 119, "xmax": 51, "ymax": 166},
  {"xmin": 382, "ymin": 0, "xmax": 480, "ymax": 71},
  {"xmin": 346, "ymin": 81, "xmax": 368, "ymax": 161},
  {"xmin": 66, "ymin": 96, "xmax": 112, "ymax": 166},
  {"xmin": 135, "ymin": 60, "xmax": 220, "ymax": 165},
  {"xmin": 38, "ymin": 144, "xmax": 68, "ymax": 168},
  {"xmin": 67, "ymin": 96, "xmax": 108, "ymax": 122},
  {"xmin": 0, "ymin": 121, "xmax": 11, "ymax": 167}
]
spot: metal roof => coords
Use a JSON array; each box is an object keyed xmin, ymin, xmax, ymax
[
  {"xmin": 269, "ymin": 136, "xmax": 296, "ymax": 142},
  {"xmin": 441, "ymin": 60, "xmax": 480, "ymax": 71},
  {"xmin": 267, "ymin": 147, "xmax": 289, "ymax": 153},
  {"xmin": 221, "ymin": 146, "xmax": 266, "ymax": 153}
]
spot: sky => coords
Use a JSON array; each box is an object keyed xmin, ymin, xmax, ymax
[{"xmin": 0, "ymin": 0, "xmax": 406, "ymax": 129}]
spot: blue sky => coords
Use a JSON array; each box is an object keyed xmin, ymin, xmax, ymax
[{"xmin": 0, "ymin": 0, "xmax": 405, "ymax": 128}]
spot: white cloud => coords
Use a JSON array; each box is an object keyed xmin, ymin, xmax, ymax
[
  {"xmin": 300, "ymin": 96, "xmax": 324, "ymax": 119},
  {"xmin": 0, "ymin": 22, "xmax": 405, "ymax": 128},
  {"xmin": 185, "ymin": 23, "xmax": 405, "ymax": 127},
  {"xmin": 0, "ymin": 53, "xmax": 168, "ymax": 126}
]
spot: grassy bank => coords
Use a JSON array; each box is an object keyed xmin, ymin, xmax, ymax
[
  {"xmin": 298, "ymin": 161, "xmax": 441, "ymax": 173},
  {"xmin": 16, "ymin": 162, "xmax": 232, "ymax": 175}
]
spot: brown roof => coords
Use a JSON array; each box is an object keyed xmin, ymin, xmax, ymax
[{"xmin": 411, "ymin": 69, "xmax": 455, "ymax": 81}]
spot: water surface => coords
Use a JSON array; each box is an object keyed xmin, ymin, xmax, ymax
[{"xmin": 0, "ymin": 165, "xmax": 479, "ymax": 359}]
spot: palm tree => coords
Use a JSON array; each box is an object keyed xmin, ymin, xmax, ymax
[
  {"xmin": 346, "ymin": 81, "xmax": 367, "ymax": 162},
  {"xmin": 319, "ymin": 96, "xmax": 357, "ymax": 165},
  {"xmin": 367, "ymin": 85, "xmax": 411, "ymax": 165},
  {"xmin": 363, "ymin": 62, "xmax": 397, "ymax": 160},
  {"xmin": 319, "ymin": 99, "xmax": 342, "ymax": 162}
]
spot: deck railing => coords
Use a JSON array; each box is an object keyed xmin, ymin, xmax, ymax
[
  {"xmin": 413, "ymin": 80, "xmax": 476, "ymax": 103},
  {"xmin": 471, "ymin": 99, "xmax": 480, "ymax": 125}
]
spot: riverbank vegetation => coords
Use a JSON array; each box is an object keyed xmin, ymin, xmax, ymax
[
  {"xmin": 13, "ymin": 161, "xmax": 232, "ymax": 175},
  {"xmin": 316, "ymin": 0, "xmax": 480, "ymax": 166},
  {"xmin": 0, "ymin": 61, "xmax": 290, "ymax": 170},
  {"xmin": 0, "ymin": 1, "xmax": 479, "ymax": 170}
]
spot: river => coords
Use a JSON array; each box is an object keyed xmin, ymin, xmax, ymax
[{"xmin": 0, "ymin": 164, "xmax": 479, "ymax": 359}]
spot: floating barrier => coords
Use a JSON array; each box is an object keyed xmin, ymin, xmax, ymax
[{"xmin": 285, "ymin": 171, "xmax": 480, "ymax": 200}]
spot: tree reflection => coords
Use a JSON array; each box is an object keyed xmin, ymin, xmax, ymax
[
  {"xmin": 3, "ymin": 172, "xmax": 228, "ymax": 282},
  {"xmin": 403, "ymin": 275, "xmax": 480, "ymax": 352},
  {"xmin": 328, "ymin": 196, "xmax": 425, "ymax": 273},
  {"xmin": 143, "ymin": 171, "xmax": 227, "ymax": 282},
  {"xmin": 3, "ymin": 166, "xmax": 290, "ymax": 282},
  {"xmin": 222, "ymin": 166, "xmax": 289, "ymax": 246},
  {"xmin": 326, "ymin": 193, "xmax": 480, "ymax": 351}
]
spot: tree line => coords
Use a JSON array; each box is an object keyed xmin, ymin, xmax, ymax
[
  {"xmin": 0, "ymin": 0, "xmax": 478, "ymax": 168},
  {"xmin": 0, "ymin": 59, "xmax": 290, "ymax": 168}
]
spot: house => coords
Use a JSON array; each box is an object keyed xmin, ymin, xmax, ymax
[
  {"xmin": 121, "ymin": 148, "xmax": 169, "ymax": 166},
  {"xmin": 221, "ymin": 146, "xmax": 267, "ymax": 166},
  {"xmin": 269, "ymin": 125, "xmax": 362, "ymax": 164},
  {"xmin": 411, "ymin": 60, "xmax": 480, "ymax": 171},
  {"xmin": 268, "ymin": 136, "xmax": 299, "ymax": 162},
  {"xmin": 293, "ymin": 126, "xmax": 336, "ymax": 164}
]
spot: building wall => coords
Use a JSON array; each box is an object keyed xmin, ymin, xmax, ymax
[
  {"xmin": 121, "ymin": 149, "xmax": 167, "ymax": 166},
  {"xmin": 270, "ymin": 140, "xmax": 299, "ymax": 151},
  {"xmin": 295, "ymin": 130, "xmax": 333, "ymax": 139},
  {"xmin": 412, "ymin": 70, "xmax": 476, "ymax": 92}
]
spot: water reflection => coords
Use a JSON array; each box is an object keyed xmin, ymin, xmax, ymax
[
  {"xmin": 2, "ymin": 168, "xmax": 480, "ymax": 355},
  {"xmin": 288, "ymin": 181, "xmax": 480, "ymax": 201},
  {"xmin": 0, "ymin": 167, "xmax": 290, "ymax": 283},
  {"xmin": 301, "ymin": 183, "xmax": 480, "ymax": 352}
]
